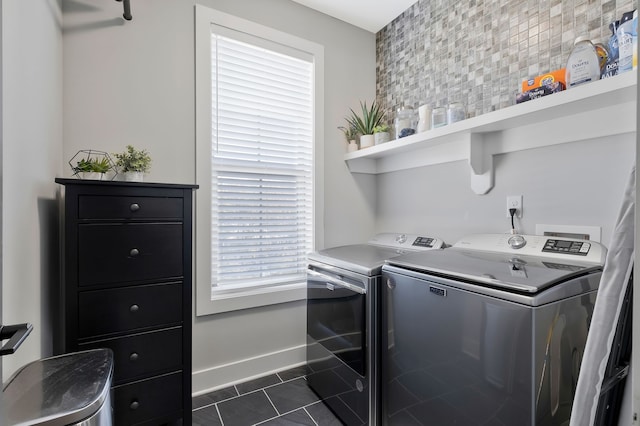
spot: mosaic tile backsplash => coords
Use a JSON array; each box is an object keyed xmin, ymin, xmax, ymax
[{"xmin": 376, "ymin": 0, "xmax": 637, "ymax": 122}]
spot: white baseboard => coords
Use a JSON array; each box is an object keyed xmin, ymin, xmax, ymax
[{"xmin": 192, "ymin": 344, "xmax": 307, "ymax": 396}]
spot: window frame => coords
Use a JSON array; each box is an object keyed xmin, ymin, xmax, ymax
[{"xmin": 194, "ymin": 5, "xmax": 324, "ymax": 316}]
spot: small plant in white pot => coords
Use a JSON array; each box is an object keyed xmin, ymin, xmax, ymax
[
  {"xmin": 114, "ymin": 145, "xmax": 151, "ymax": 182},
  {"xmin": 373, "ymin": 124, "xmax": 391, "ymax": 145},
  {"xmin": 73, "ymin": 157, "xmax": 111, "ymax": 180},
  {"xmin": 338, "ymin": 125, "xmax": 359, "ymax": 152},
  {"xmin": 345, "ymin": 100, "xmax": 386, "ymax": 149}
]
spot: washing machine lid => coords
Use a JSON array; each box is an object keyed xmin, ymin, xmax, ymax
[
  {"xmin": 385, "ymin": 248, "xmax": 602, "ymax": 293},
  {"xmin": 309, "ymin": 244, "xmax": 406, "ymax": 276},
  {"xmin": 309, "ymin": 233, "xmax": 445, "ymax": 277}
]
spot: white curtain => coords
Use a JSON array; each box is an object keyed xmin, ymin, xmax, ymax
[{"xmin": 570, "ymin": 165, "xmax": 635, "ymax": 426}]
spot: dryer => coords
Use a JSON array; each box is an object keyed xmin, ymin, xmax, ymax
[
  {"xmin": 307, "ymin": 233, "xmax": 445, "ymax": 426},
  {"xmin": 381, "ymin": 233, "xmax": 606, "ymax": 426}
]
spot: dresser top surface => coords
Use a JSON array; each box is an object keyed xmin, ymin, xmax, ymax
[{"xmin": 55, "ymin": 178, "xmax": 199, "ymax": 190}]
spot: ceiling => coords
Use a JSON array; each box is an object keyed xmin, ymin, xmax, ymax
[{"xmin": 289, "ymin": 0, "xmax": 419, "ymax": 33}]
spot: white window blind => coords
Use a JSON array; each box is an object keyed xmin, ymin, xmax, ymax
[{"xmin": 210, "ymin": 32, "xmax": 313, "ymax": 295}]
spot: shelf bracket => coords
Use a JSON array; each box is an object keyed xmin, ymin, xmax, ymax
[{"xmin": 467, "ymin": 133, "xmax": 494, "ymax": 195}]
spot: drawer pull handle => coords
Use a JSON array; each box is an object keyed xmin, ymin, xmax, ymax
[
  {"xmin": 129, "ymin": 352, "xmax": 139, "ymax": 362},
  {"xmin": 129, "ymin": 304, "xmax": 139, "ymax": 313},
  {"xmin": 130, "ymin": 400, "xmax": 140, "ymax": 410},
  {"xmin": 130, "ymin": 203, "xmax": 140, "ymax": 212},
  {"xmin": 129, "ymin": 248, "xmax": 139, "ymax": 257}
]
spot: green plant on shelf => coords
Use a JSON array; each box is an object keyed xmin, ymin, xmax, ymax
[
  {"xmin": 345, "ymin": 100, "xmax": 386, "ymax": 136},
  {"xmin": 373, "ymin": 124, "xmax": 391, "ymax": 133},
  {"xmin": 338, "ymin": 125, "xmax": 358, "ymax": 142}
]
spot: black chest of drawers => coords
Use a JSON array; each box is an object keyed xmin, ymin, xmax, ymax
[{"xmin": 55, "ymin": 178, "xmax": 197, "ymax": 425}]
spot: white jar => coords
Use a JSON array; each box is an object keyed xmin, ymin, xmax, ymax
[{"xmin": 417, "ymin": 105, "xmax": 432, "ymax": 132}]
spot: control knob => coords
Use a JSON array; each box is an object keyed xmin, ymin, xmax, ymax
[
  {"xmin": 508, "ymin": 234, "xmax": 527, "ymax": 249},
  {"xmin": 395, "ymin": 234, "xmax": 407, "ymax": 244}
]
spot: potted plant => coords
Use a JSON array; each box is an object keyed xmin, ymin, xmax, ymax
[
  {"xmin": 338, "ymin": 125, "xmax": 359, "ymax": 152},
  {"xmin": 373, "ymin": 124, "xmax": 391, "ymax": 145},
  {"xmin": 345, "ymin": 100, "xmax": 386, "ymax": 149},
  {"xmin": 72, "ymin": 157, "xmax": 111, "ymax": 180},
  {"xmin": 114, "ymin": 145, "xmax": 151, "ymax": 182}
]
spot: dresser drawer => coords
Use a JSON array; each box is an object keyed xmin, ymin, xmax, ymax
[
  {"xmin": 113, "ymin": 372, "xmax": 182, "ymax": 425},
  {"xmin": 78, "ymin": 223, "xmax": 182, "ymax": 286},
  {"xmin": 79, "ymin": 327, "xmax": 182, "ymax": 385},
  {"xmin": 78, "ymin": 283, "xmax": 182, "ymax": 338},
  {"xmin": 79, "ymin": 195, "xmax": 183, "ymax": 220}
]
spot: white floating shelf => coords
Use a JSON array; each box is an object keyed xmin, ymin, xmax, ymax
[{"xmin": 345, "ymin": 72, "xmax": 637, "ymax": 194}]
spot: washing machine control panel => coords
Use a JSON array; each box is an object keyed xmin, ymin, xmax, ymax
[
  {"xmin": 412, "ymin": 236, "xmax": 435, "ymax": 248},
  {"xmin": 453, "ymin": 234, "xmax": 606, "ymax": 266},
  {"xmin": 542, "ymin": 239, "xmax": 590, "ymax": 256},
  {"xmin": 368, "ymin": 233, "xmax": 445, "ymax": 251}
]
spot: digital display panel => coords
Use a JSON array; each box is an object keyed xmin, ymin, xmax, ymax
[{"xmin": 542, "ymin": 239, "xmax": 589, "ymax": 256}]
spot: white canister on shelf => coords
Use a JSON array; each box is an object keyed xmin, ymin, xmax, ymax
[{"xmin": 417, "ymin": 105, "xmax": 432, "ymax": 132}]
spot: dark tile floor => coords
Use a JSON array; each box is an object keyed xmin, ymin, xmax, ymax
[{"xmin": 192, "ymin": 366, "xmax": 343, "ymax": 426}]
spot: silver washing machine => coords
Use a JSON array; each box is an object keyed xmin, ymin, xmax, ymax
[
  {"xmin": 381, "ymin": 233, "xmax": 606, "ymax": 426},
  {"xmin": 307, "ymin": 233, "xmax": 445, "ymax": 426}
]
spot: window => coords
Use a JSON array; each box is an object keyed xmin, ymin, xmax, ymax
[{"xmin": 195, "ymin": 6, "xmax": 324, "ymax": 315}]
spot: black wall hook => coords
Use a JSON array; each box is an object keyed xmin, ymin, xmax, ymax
[{"xmin": 115, "ymin": 0, "xmax": 132, "ymax": 21}]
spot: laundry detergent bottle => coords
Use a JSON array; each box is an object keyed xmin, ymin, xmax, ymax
[
  {"xmin": 602, "ymin": 20, "xmax": 620, "ymax": 78},
  {"xmin": 565, "ymin": 36, "xmax": 601, "ymax": 88},
  {"xmin": 617, "ymin": 10, "xmax": 636, "ymax": 73}
]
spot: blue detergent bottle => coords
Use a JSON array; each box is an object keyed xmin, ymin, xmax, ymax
[{"xmin": 617, "ymin": 10, "xmax": 636, "ymax": 74}]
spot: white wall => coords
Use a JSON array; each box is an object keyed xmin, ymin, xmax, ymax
[
  {"xmin": 62, "ymin": 0, "xmax": 376, "ymax": 393},
  {"xmin": 2, "ymin": 0, "xmax": 64, "ymax": 379},
  {"xmin": 376, "ymin": 133, "xmax": 635, "ymax": 246}
]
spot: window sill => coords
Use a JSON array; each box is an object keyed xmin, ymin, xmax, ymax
[{"xmin": 196, "ymin": 282, "xmax": 307, "ymax": 316}]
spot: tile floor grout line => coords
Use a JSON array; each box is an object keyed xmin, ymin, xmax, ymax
[
  {"xmin": 192, "ymin": 387, "xmax": 242, "ymax": 411},
  {"xmin": 250, "ymin": 390, "xmax": 281, "ymax": 426},
  {"xmin": 252, "ymin": 401, "xmax": 322, "ymax": 426},
  {"xmin": 244, "ymin": 374, "xmax": 308, "ymax": 395},
  {"xmin": 263, "ymin": 388, "xmax": 281, "ymax": 416},
  {"xmin": 303, "ymin": 406, "xmax": 320, "ymax": 426},
  {"xmin": 192, "ymin": 403, "xmax": 214, "ymax": 412},
  {"xmin": 215, "ymin": 402, "xmax": 225, "ymax": 426},
  {"xmin": 264, "ymin": 378, "xmax": 325, "ymax": 422},
  {"xmin": 267, "ymin": 401, "xmax": 328, "ymax": 421}
]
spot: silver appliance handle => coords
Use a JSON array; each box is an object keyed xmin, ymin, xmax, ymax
[{"xmin": 307, "ymin": 269, "xmax": 366, "ymax": 295}]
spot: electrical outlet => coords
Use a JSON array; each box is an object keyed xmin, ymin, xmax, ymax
[{"xmin": 506, "ymin": 195, "xmax": 523, "ymax": 218}]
